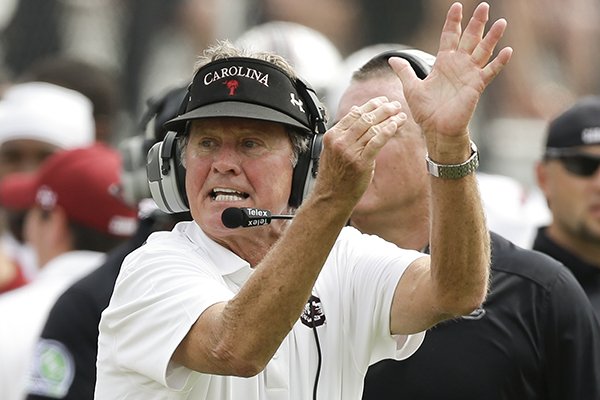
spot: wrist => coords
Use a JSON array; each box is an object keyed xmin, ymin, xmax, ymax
[
  {"xmin": 425, "ymin": 132, "xmax": 471, "ymax": 163},
  {"xmin": 426, "ymin": 140, "xmax": 479, "ymax": 179}
]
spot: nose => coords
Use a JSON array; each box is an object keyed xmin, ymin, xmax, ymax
[{"xmin": 211, "ymin": 146, "xmax": 242, "ymax": 175}]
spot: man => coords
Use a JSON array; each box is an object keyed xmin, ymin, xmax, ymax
[
  {"xmin": 534, "ymin": 96, "xmax": 600, "ymax": 318},
  {"xmin": 334, "ymin": 48, "xmax": 600, "ymax": 399},
  {"xmin": 23, "ymin": 85, "xmax": 191, "ymax": 400},
  {"xmin": 20, "ymin": 56, "xmax": 121, "ymax": 145},
  {"xmin": 0, "ymin": 81, "xmax": 96, "ymax": 292},
  {"xmin": 95, "ymin": 3, "xmax": 510, "ymax": 399},
  {"xmin": 0, "ymin": 144, "xmax": 138, "ymax": 400}
]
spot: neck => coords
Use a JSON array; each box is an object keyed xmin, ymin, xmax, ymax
[
  {"xmin": 212, "ymin": 220, "xmax": 288, "ymax": 267},
  {"xmin": 547, "ymin": 224, "xmax": 600, "ymax": 268},
  {"xmin": 351, "ymin": 205, "xmax": 430, "ymax": 251}
]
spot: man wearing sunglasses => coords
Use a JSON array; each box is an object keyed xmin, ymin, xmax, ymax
[{"xmin": 534, "ymin": 95, "xmax": 600, "ymax": 319}]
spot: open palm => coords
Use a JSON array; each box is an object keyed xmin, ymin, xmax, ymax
[{"xmin": 390, "ymin": 2, "xmax": 512, "ymax": 138}]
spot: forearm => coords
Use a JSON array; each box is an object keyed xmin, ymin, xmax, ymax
[
  {"xmin": 428, "ymin": 136, "xmax": 490, "ymax": 316},
  {"xmin": 185, "ymin": 193, "xmax": 354, "ymax": 376},
  {"xmin": 176, "ymin": 97, "xmax": 402, "ymax": 375}
]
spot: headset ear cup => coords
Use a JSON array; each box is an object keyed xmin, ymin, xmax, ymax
[
  {"xmin": 289, "ymin": 133, "xmax": 323, "ymax": 208},
  {"xmin": 302, "ymin": 133, "xmax": 323, "ymax": 201},
  {"xmin": 173, "ymin": 142, "xmax": 187, "ymax": 208},
  {"xmin": 146, "ymin": 132, "xmax": 189, "ymax": 213}
]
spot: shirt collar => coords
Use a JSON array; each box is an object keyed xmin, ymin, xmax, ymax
[{"xmin": 180, "ymin": 221, "xmax": 252, "ymax": 278}]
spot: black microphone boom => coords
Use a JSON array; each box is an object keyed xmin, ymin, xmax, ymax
[{"xmin": 221, "ymin": 207, "xmax": 293, "ymax": 228}]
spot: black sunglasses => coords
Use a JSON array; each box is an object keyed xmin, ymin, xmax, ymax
[{"xmin": 544, "ymin": 148, "xmax": 600, "ymax": 177}]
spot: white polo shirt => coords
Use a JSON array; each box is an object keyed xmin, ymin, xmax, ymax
[
  {"xmin": 96, "ymin": 222, "xmax": 425, "ymax": 400},
  {"xmin": 0, "ymin": 251, "xmax": 105, "ymax": 400}
]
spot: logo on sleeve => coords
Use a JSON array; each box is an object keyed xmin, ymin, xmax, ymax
[
  {"xmin": 301, "ymin": 294, "xmax": 326, "ymax": 328},
  {"xmin": 25, "ymin": 339, "xmax": 75, "ymax": 398}
]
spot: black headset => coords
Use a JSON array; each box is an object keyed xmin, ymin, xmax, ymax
[
  {"xmin": 146, "ymin": 64, "xmax": 327, "ymax": 214},
  {"xmin": 118, "ymin": 85, "xmax": 188, "ymax": 209},
  {"xmin": 369, "ymin": 48, "xmax": 435, "ymax": 79}
]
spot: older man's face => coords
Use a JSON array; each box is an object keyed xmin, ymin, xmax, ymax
[{"xmin": 184, "ymin": 117, "xmax": 295, "ymax": 239}]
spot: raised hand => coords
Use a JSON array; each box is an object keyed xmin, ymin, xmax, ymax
[
  {"xmin": 389, "ymin": 2, "xmax": 512, "ymax": 142},
  {"xmin": 315, "ymin": 97, "xmax": 406, "ymax": 204}
]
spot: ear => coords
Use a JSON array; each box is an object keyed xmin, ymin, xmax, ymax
[
  {"xmin": 534, "ymin": 161, "xmax": 549, "ymax": 197},
  {"xmin": 24, "ymin": 206, "xmax": 73, "ymax": 267},
  {"xmin": 42, "ymin": 206, "xmax": 75, "ymax": 251}
]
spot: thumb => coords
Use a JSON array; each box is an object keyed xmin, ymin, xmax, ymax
[{"xmin": 387, "ymin": 57, "xmax": 419, "ymax": 91}]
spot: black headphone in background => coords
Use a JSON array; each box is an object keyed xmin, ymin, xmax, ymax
[
  {"xmin": 369, "ymin": 48, "xmax": 435, "ymax": 79},
  {"xmin": 119, "ymin": 85, "xmax": 188, "ymax": 209},
  {"xmin": 146, "ymin": 67, "xmax": 327, "ymax": 214}
]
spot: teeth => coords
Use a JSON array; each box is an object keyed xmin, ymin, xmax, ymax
[
  {"xmin": 212, "ymin": 188, "xmax": 247, "ymax": 201},
  {"xmin": 215, "ymin": 194, "xmax": 244, "ymax": 202},
  {"xmin": 214, "ymin": 188, "xmax": 241, "ymax": 194}
]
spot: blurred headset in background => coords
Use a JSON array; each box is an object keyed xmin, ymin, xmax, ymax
[{"xmin": 118, "ymin": 85, "xmax": 188, "ymax": 208}]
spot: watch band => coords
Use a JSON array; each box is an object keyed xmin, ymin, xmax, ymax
[{"xmin": 426, "ymin": 141, "xmax": 479, "ymax": 179}]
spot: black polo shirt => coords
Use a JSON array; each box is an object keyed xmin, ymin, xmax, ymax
[
  {"xmin": 533, "ymin": 226, "xmax": 600, "ymax": 320},
  {"xmin": 362, "ymin": 232, "xmax": 600, "ymax": 400}
]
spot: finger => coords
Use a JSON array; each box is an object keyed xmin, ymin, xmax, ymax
[
  {"xmin": 388, "ymin": 57, "xmax": 419, "ymax": 95},
  {"xmin": 349, "ymin": 102, "xmax": 403, "ymax": 143},
  {"xmin": 438, "ymin": 2, "xmax": 463, "ymax": 52},
  {"xmin": 481, "ymin": 46, "xmax": 513, "ymax": 86},
  {"xmin": 458, "ymin": 2, "xmax": 489, "ymax": 54},
  {"xmin": 334, "ymin": 96, "xmax": 389, "ymax": 131},
  {"xmin": 471, "ymin": 18, "xmax": 508, "ymax": 66},
  {"xmin": 361, "ymin": 116, "xmax": 403, "ymax": 160}
]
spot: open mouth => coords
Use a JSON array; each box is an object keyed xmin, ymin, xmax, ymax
[{"xmin": 211, "ymin": 188, "xmax": 249, "ymax": 202}]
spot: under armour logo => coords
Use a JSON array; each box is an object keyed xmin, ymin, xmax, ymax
[{"xmin": 290, "ymin": 93, "xmax": 305, "ymax": 113}]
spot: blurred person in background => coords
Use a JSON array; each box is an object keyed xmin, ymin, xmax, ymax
[
  {"xmin": 254, "ymin": 0, "xmax": 361, "ymax": 56},
  {"xmin": 234, "ymin": 20, "xmax": 342, "ymax": 101},
  {"xmin": 0, "ymin": 0, "xmax": 191, "ymax": 120},
  {"xmin": 335, "ymin": 47, "xmax": 600, "ymax": 400},
  {"xmin": 0, "ymin": 144, "xmax": 138, "ymax": 400},
  {"xmin": 534, "ymin": 95, "xmax": 600, "ymax": 319},
  {"xmin": 18, "ymin": 56, "xmax": 121, "ymax": 146},
  {"xmin": 22, "ymin": 85, "xmax": 191, "ymax": 400},
  {"xmin": 326, "ymin": 42, "xmax": 548, "ymax": 248},
  {"xmin": 0, "ymin": 82, "xmax": 95, "ymax": 293}
]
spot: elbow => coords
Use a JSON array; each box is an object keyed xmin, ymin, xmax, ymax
[
  {"xmin": 226, "ymin": 358, "xmax": 265, "ymax": 378},
  {"xmin": 211, "ymin": 343, "xmax": 268, "ymax": 378},
  {"xmin": 449, "ymin": 292, "xmax": 487, "ymax": 317},
  {"xmin": 435, "ymin": 270, "xmax": 489, "ymax": 318}
]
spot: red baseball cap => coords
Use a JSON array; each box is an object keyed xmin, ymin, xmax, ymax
[{"xmin": 0, "ymin": 144, "xmax": 138, "ymax": 237}]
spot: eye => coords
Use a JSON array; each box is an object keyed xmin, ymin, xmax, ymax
[
  {"xmin": 198, "ymin": 137, "xmax": 218, "ymax": 149},
  {"xmin": 242, "ymin": 139, "xmax": 261, "ymax": 149}
]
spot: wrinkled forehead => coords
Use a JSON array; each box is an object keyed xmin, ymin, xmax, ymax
[{"xmin": 189, "ymin": 116, "xmax": 288, "ymax": 133}]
